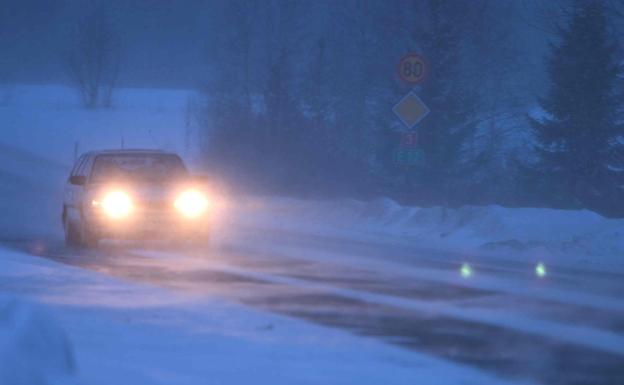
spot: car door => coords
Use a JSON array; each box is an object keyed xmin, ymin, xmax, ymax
[{"xmin": 65, "ymin": 154, "xmax": 90, "ymax": 225}]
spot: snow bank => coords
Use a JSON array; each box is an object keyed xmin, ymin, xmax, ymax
[
  {"xmin": 0, "ymin": 296, "xmax": 75, "ymax": 385},
  {"xmin": 239, "ymin": 197, "xmax": 624, "ymax": 270}
]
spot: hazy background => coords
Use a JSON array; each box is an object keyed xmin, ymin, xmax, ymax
[{"xmin": 2, "ymin": 0, "xmax": 624, "ymax": 215}]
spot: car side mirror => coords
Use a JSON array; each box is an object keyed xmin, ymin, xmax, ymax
[{"xmin": 69, "ymin": 175, "xmax": 87, "ymax": 186}]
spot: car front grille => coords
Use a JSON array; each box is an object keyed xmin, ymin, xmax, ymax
[{"xmin": 137, "ymin": 199, "xmax": 173, "ymax": 210}]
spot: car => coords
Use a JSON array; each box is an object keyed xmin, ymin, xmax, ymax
[{"xmin": 62, "ymin": 149, "xmax": 211, "ymax": 247}]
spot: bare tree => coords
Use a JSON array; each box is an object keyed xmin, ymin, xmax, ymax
[{"xmin": 66, "ymin": 3, "xmax": 121, "ymax": 108}]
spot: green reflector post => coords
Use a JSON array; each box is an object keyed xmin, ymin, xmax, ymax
[
  {"xmin": 535, "ymin": 262, "xmax": 547, "ymax": 278},
  {"xmin": 460, "ymin": 263, "xmax": 472, "ymax": 278}
]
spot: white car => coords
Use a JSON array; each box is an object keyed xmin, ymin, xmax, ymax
[{"xmin": 62, "ymin": 149, "xmax": 211, "ymax": 247}]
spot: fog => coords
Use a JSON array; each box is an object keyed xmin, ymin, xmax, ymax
[
  {"xmin": 2, "ymin": 2, "xmax": 624, "ymax": 384},
  {"xmin": 2, "ymin": 0, "xmax": 624, "ymax": 215}
]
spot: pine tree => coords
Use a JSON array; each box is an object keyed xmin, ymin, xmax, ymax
[
  {"xmin": 415, "ymin": 0, "xmax": 478, "ymax": 205},
  {"xmin": 530, "ymin": 0, "xmax": 624, "ymax": 212}
]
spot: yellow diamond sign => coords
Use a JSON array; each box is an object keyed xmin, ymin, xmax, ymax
[{"xmin": 393, "ymin": 92, "xmax": 430, "ymax": 129}]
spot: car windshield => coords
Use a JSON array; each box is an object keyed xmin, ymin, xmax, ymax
[{"xmin": 90, "ymin": 154, "xmax": 188, "ymax": 182}]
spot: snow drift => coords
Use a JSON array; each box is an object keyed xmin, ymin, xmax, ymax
[
  {"xmin": 239, "ymin": 197, "xmax": 624, "ymax": 271},
  {"xmin": 0, "ymin": 296, "xmax": 75, "ymax": 385}
]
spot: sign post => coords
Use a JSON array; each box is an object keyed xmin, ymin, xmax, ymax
[{"xmin": 392, "ymin": 53, "xmax": 429, "ymax": 169}]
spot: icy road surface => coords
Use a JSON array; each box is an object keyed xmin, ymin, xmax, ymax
[{"xmin": 3, "ymin": 221, "xmax": 624, "ymax": 385}]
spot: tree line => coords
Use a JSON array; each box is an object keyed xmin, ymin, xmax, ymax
[{"xmin": 64, "ymin": 0, "xmax": 624, "ymax": 216}]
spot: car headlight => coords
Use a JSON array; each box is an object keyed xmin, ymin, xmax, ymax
[
  {"xmin": 174, "ymin": 189, "xmax": 208, "ymax": 218},
  {"xmin": 93, "ymin": 191, "xmax": 133, "ymax": 219}
]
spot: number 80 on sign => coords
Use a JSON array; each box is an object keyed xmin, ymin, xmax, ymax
[{"xmin": 397, "ymin": 54, "xmax": 428, "ymax": 85}]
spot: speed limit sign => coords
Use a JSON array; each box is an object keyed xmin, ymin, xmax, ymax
[{"xmin": 397, "ymin": 53, "xmax": 428, "ymax": 85}]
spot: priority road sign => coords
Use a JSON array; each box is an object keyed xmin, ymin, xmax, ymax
[{"xmin": 393, "ymin": 91, "xmax": 430, "ymax": 129}]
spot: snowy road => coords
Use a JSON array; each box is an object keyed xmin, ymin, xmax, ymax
[
  {"xmin": 4, "ymin": 85, "xmax": 624, "ymax": 385},
  {"xmin": 4, "ymin": 222, "xmax": 624, "ymax": 385}
]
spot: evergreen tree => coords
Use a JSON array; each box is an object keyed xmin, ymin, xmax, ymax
[
  {"xmin": 415, "ymin": 0, "xmax": 478, "ymax": 205},
  {"xmin": 530, "ymin": 0, "xmax": 624, "ymax": 213}
]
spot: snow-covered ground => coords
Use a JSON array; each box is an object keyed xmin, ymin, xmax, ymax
[
  {"xmin": 1, "ymin": 84, "xmax": 623, "ymax": 384},
  {"xmin": 0, "ymin": 293, "xmax": 75, "ymax": 385}
]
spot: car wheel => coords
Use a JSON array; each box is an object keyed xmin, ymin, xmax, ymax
[
  {"xmin": 64, "ymin": 214, "xmax": 81, "ymax": 247},
  {"xmin": 79, "ymin": 225, "xmax": 99, "ymax": 248},
  {"xmin": 64, "ymin": 213, "xmax": 98, "ymax": 248}
]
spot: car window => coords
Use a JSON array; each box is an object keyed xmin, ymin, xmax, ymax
[
  {"xmin": 90, "ymin": 154, "xmax": 188, "ymax": 183},
  {"xmin": 76, "ymin": 155, "xmax": 92, "ymax": 177},
  {"xmin": 70, "ymin": 155, "xmax": 87, "ymax": 177}
]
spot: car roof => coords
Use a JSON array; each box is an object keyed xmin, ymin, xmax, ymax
[{"xmin": 83, "ymin": 149, "xmax": 180, "ymax": 157}]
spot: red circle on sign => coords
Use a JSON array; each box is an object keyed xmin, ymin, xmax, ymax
[{"xmin": 397, "ymin": 54, "xmax": 428, "ymax": 85}]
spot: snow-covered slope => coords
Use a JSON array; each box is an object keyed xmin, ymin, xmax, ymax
[
  {"xmin": 0, "ymin": 143, "xmax": 67, "ymax": 238},
  {"xmin": 0, "ymin": 85, "xmax": 200, "ymax": 166}
]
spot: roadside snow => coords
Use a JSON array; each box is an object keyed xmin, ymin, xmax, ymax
[
  {"xmin": 0, "ymin": 296, "xmax": 76, "ymax": 385},
  {"xmin": 234, "ymin": 197, "xmax": 624, "ymax": 272}
]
